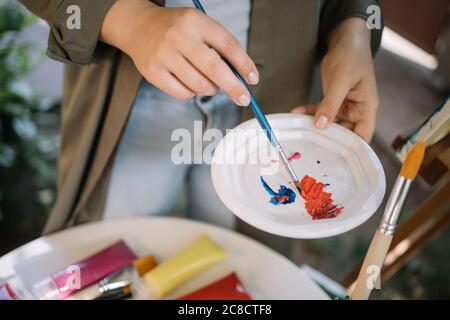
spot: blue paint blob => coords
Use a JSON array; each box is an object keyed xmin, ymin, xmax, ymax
[
  {"xmin": 316, "ymin": 160, "xmax": 321, "ymax": 164},
  {"xmin": 325, "ymin": 183, "xmax": 330, "ymax": 187},
  {"xmin": 260, "ymin": 176, "xmax": 296, "ymax": 205},
  {"xmin": 260, "ymin": 176, "xmax": 276, "ymax": 196}
]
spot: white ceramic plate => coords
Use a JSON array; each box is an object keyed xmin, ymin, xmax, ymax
[
  {"xmin": 212, "ymin": 114, "xmax": 386, "ymax": 239},
  {"xmin": 0, "ymin": 217, "xmax": 328, "ymax": 300}
]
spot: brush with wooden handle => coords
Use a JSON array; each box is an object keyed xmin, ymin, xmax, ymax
[{"xmin": 351, "ymin": 140, "xmax": 426, "ymax": 300}]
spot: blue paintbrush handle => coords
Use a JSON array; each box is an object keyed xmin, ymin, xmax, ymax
[
  {"xmin": 229, "ymin": 65, "xmax": 279, "ymax": 145},
  {"xmin": 192, "ymin": 0, "xmax": 206, "ymax": 13},
  {"xmin": 192, "ymin": 0, "xmax": 302, "ymax": 189},
  {"xmin": 192, "ymin": 0, "xmax": 279, "ymax": 147}
]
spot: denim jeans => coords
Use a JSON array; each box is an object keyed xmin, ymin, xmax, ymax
[{"xmin": 102, "ymin": 80, "xmax": 241, "ymax": 228}]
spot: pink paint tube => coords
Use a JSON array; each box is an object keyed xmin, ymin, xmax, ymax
[{"xmin": 33, "ymin": 240, "xmax": 136, "ymax": 299}]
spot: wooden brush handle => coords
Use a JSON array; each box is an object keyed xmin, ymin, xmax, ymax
[{"xmin": 352, "ymin": 230, "xmax": 393, "ymax": 300}]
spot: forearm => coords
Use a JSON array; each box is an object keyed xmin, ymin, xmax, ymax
[
  {"xmin": 318, "ymin": 0, "xmax": 383, "ymax": 58},
  {"xmin": 328, "ymin": 17, "xmax": 372, "ymax": 52}
]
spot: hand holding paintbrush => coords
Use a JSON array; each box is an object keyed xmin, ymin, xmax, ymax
[
  {"xmin": 351, "ymin": 140, "xmax": 426, "ymax": 300},
  {"xmin": 191, "ymin": 0, "xmax": 303, "ymax": 193}
]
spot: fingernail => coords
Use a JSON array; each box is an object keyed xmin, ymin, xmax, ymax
[
  {"xmin": 315, "ymin": 115, "xmax": 328, "ymax": 129},
  {"xmin": 248, "ymin": 72, "xmax": 259, "ymax": 85},
  {"xmin": 238, "ymin": 94, "xmax": 250, "ymax": 106}
]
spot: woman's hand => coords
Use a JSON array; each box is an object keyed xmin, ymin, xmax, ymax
[
  {"xmin": 101, "ymin": 0, "xmax": 258, "ymax": 106},
  {"xmin": 292, "ymin": 18, "xmax": 379, "ymax": 142}
]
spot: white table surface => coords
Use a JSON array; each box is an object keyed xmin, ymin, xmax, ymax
[{"xmin": 0, "ymin": 217, "xmax": 328, "ymax": 300}]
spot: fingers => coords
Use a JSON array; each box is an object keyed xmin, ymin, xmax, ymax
[
  {"xmin": 293, "ymin": 106, "xmax": 356, "ymax": 131},
  {"xmin": 291, "ymin": 104, "xmax": 318, "ymax": 115},
  {"xmin": 147, "ymin": 69, "xmax": 195, "ymax": 100},
  {"xmin": 354, "ymin": 120, "xmax": 375, "ymax": 143},
  {"xmin": 184, "ymin": 43, "xmax": 251, "ymax": 106},
  {"xmin": 339, "ymin": 120, "xmax": 354, "ymax": 131},
  {"xmin": 315, "ymin": 74, "xmax": 354, "ymax": 129},
  {"xmin": 292, "ymin": 104, "xmax": 374, "ymax": 142},
  {"xmin": 201, "ymin": 18, "xmax": 259, "ymax": 86},
  {"xmin": 169, "ymin": 55, "xmax": 218, "ymax": 96}
]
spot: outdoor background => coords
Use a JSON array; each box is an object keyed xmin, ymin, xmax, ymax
[{"xmin": 0, "ymin": 1, "xmax": 449, "ymax": 299}]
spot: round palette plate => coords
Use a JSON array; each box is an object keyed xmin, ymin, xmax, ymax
[{"xmin": 212, "ymin": 114, "xmax": 386, "ymax": 239}]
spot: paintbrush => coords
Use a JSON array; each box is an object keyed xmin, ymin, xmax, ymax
[
  {"xmin": 351, "ymin": 140, "xmax": 426, "ymax": 300},
  {"xmin": 191, "ymin": 0, "xmax": 303, "ymax": 193}
]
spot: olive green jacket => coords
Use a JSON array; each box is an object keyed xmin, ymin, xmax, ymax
[{"xmin": 18, "ymin": 0, "xmax": 383, "ymax": 234}]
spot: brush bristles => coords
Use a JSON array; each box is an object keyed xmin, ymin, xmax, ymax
[
  {"xmin": 294, "ymin": 180, "xmax": 302, "ymax": 194},
  {"xmin": 400, "ymin": 140, "xmax": 426, "ymax": 180}
]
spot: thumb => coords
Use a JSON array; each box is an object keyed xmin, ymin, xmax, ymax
[{"xmin": 315, "ymin": 75, "xmax": 353, "ymax": 129}]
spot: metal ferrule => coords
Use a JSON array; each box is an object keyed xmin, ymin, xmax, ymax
[
  {"xmin": 378, "ymin": 176, "xmax": 412, "ymax": 235},
  {"xmin": 99, "ymin": 280, "xmax": 131, "ymax": 293},
  {"xmin": 276, "ymin": 144, "xmax": 299, "ymax": 183}
]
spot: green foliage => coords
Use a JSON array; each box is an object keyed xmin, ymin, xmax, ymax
[{"xmin": 0, "ymin": 0, "xmax": 58, "ymax": 228}]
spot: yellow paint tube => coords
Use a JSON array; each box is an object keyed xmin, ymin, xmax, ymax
[{"xmin": 144, "ymin": 235, "xmax": 227, "ymax": 298}]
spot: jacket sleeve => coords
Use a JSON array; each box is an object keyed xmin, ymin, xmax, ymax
[
  {"xmin": 18, "ymin": 0, "xmax": 117, "ymax": 65},
  {"xmin": 318, "ymin": 0, "xmax": 384, "ymax": 59}
]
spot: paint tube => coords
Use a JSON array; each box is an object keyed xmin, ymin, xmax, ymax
[
  {"xmin": 177, "ymin": 272, "xmax": 252, "ymax": 300},
  {"xmin": 66, "ymin": 255, "xmax": 157, "ymax": 300},
  {"xmin": 144, "ymin": 235, "xmax": 227, "ymax": 298},
  {"xmin": 32, "ymin": 240, "xmax": 137, "ymax": 300}
]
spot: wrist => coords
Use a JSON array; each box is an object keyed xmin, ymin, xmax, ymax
[
  {"xmin": 328, "ymin": 17, "xmax": 371, "ymax": 52},
  {"xmin": 100, "ymin": 0, "xmax": 158, "ymax": 54}
]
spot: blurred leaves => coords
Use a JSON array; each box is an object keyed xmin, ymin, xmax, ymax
[
  {"xmin": 0, "ymin": 0, "xmax": 58, "ymax": 222},
  {"xmin": 0, "ymin": 0, "xmax": 35, "ymax": 33},
  {"xmin": 0, "ymin": 142, "xmax": 15, "ymax": 167}
]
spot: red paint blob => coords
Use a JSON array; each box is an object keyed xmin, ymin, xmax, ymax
[{"xmin": 300, "ymin": 175, "xmax": 343, "ymax": 220}]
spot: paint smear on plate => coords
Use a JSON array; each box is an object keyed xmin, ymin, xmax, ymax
[
  {"xmin": 299, "ymin": 175, "xmax": 343, "ymax": 220},
  {"xmin": 260, "ymin": 176, "xmax": 296, "ymax": 205},
  {"xmin": 271, "ymin": 152, "xmax": 301, "ymax": 163}
]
